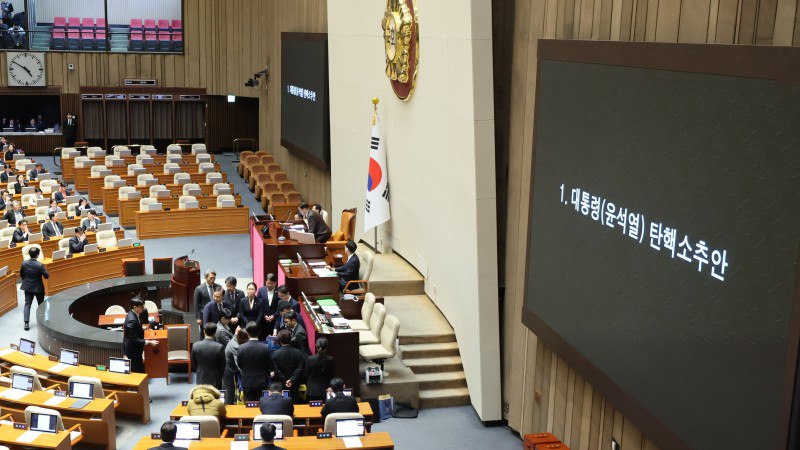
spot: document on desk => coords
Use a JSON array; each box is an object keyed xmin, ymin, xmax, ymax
[
  {"xmin": 308, "ymin": 261, "xmax": 327, "ymax": 267},
  {"xmin": 15, "ymin": 430, "xmax": 42, "ymax": 443},
  {"xmin": 44, "ymin": 396, "xmax": 67, "ymax": 406},
  {"xmin": 313, "ymin": 268, "xmax": 337, "ymax": 277},
  {"xmin": 49, "ymin": 363, "xmax": 70, "ymax": 373},
  {"xmin": 173, "ymin": 440, "xmax": 191, "ymax": 448},
  {"xmin": 1, "ymin": 388, "xmax": 30, "ymax": 400},
  {"xmin": 322, "ymin": 305, "xmax": 341, "ymax": 315},
  {"xmin": 343, "ymin": 436, "xmax": 364, "ymax": 448},
  {"xmin": 230, "ymin": 442, "xmax": 249, "ymax": 450},
  {"xmin": 331, "ymin": 317, "xmax": 349, "ymax": 327},
  {"xmin": 0, "ymin": 348, "xmax": 16, "ymax": 357},
  {"xmin": 113, "ymin": 317, "xmax": 125, "ymax": 324}
]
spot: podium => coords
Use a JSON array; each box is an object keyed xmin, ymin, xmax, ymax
[
  {"xmin": 144, "ymin": 329, "xmax": 168, "ymax": 379},
  {"xmin": 172, "ymin": 258, "xmax": 200, "ymax": 312}
]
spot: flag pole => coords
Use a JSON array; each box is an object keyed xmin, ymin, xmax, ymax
[{"xmin": 372, "ymin": 97, "xmax": 379, "ymax": 250}]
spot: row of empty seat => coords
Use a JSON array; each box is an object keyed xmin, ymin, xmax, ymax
[
  {"xmin": 238, "ymin": 151, "xmax": 304, "ymax": 211},
  {"xmin": 130, "ymin": 18, "xmax": 183, "ymax": 52},
  {"xmin": 63, "ymin": 143, "xmax": 208, "ymax": 160}
]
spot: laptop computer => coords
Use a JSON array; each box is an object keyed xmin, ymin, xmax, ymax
[
  {"xmin": 124, "ymin": 191, "xmax": 141, "ymax": 200},
  {"xmin": 174, "ymin": 422, "xmax": 201, "ymax": 447},
  {"xmin": 183, "ymin": 201, "xmax": 199, "ymax": 209},
  {"xmin": 19, "ymin": 338, "xmax": 35, "ymax": 355},
  {"xmin": 28, "ymin": 233, "xmax": 43, "ymax": 243},
  {"xmin": 11, "ymin": 373, "xmax": 34, "ymax": 392},
  {"xmin": 207, "ymin": 175, "xmax": 222, "ymax": 184},
  {"xmin": 84, "ymin": 243, "xmax": 99, "ymax": 254},
  {"xmin": 37, "ymin": 173, "xmax": 52, "ymax": 181},
  {"xmin": 65, "ymin": 196, "xmax": 80, "ymax": 205},
  {"xmin": 80, "ymin": 209, "xmax": 90, "ymax": 217},
  {"xmin": 36, "ymin": 198, "xmax": 50, "ymax": 207},
  {"xmin": 185, "ymin": 188, "xmax": 201, "ymax": 197},
  {"xmin": 107, "ymin": 159, "xmax": 123, "ymax": 167},
  {"xmin": 0, "ymin": 239, "xmax": 10, "ymax": 249},
  {"xmin": 220, "ymin": 199, "xmax": 235, "ymax": 208},
  {"xmin": 21, "ymin": 186, "xmax": 34, "ymax": 195},
  {"xmin": 155, "ymin": 190, "xmax": 170, "ymax": 198},
  {"xmin": 335, "ymin": 417, "xmax": 365, "ymax": 438},
  {"xmin": 12, "ymin": 153, "xmax": 25, "ymax": 160},
  {"xmin": 55, "ymin": 212, "xmax": 66, "ymax": 220},
  {"xmin": 215, "ymin": 187, "xmax": 231, "ymax": 196},
  {"xmin": 97, "ymin": 223, "xmax": 113, "ymax": 232},
  {"xmin": 131, "ymin": 167, "xmax": 146, "ymax": 175},
  {"xmin": 253, "ymin": 421, "xmax": 284, "ymax": 441},
  {"xmin": 52, "ymin": 250, "xmax": 66, "ymax": 261},
  {"xmin": 112, "ymin": 180, "xmax": 126, "ymax": 188},
  {"xmin": 148, "ymin": 203, "xmax": 163, "ymax": 211},
  {"xmin": 30, "ymin": 412, "xmax": 58, "ymax": 433},
  {"xmin": 165, "ymin": 166, "xmax": 179, "ymax": 174},
  {"xmin": 140, "ymin": 157, "xmax": 154, "ymax": 165},
  {"xmin": 117, "ymin": 238, "xmax": 133, "ymax": 248},
  {"xmin": 68, "ymin": 381, "xmax": 94, "ymax": 408},
  {"xmin": 290, "ymin": 230, "xmax": 316, "ymax": 244},
  {"xmin": 0, "ymin": 219, "xmax": 7, "ymax": 228},
  {"xmin": 60, "ymin": 349, "xmax": 79, "ymax": 366},
  {"xmin": 64, "ymin": 227, "xmax": 76, "ymax": 237},
  {"xmin": 96, "ymin": 169, "xmax": 112, "ymax": 178},
  {"xmin": 23, "ymin": 164, "xmax": 35, "ymax": 172},
  {"xmin": 108, "ymin": 357, "xmax": 131, "ymax": 374}
]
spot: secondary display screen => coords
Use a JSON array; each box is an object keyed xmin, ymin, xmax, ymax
[
  {"xmin": 280, "ymin": 32, "xmax": 329, "ymax": 168},
  {"xmin": 524, "ymin": 48, "xmax": 800, "ymax": 450}
]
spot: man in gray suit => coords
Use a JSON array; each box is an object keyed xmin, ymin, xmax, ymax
[
  {"xmin": 194, "ymin": 269, "xmax": 221, "ymax": 332},
  {"xmin": 20, "ymin": 246, "xmax": 49, "ymax": 331},
  {"xmin": 191, "ymin": 322, "xmax": 225, "ymax": 389}
]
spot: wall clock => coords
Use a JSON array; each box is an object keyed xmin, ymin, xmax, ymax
[{"xmin": 7, "ymin": 52, "xmax": 46, "ymax": 87}]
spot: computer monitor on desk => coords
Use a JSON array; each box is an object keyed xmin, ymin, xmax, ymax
[
  {"xmin": 60, "ymin": 349, "xmax": 79, "ymax": 366},
  {"xmin": 11, "ymin": 373, "xmax": 34, "ymax": 392},
  {"xmin": 84, "ymin": 243, "xmax": 98, "ymax": 254},
  {"xmin": 19, "ymin": 338, "xmax": 35, "ymax": 355},
  {"xmin": 108, "ymin": 357, "xmax": 130, "ymax": 374},
  {"xmin": 29, "ymin": 413, "xmax": 58, "ymax": 433},
  {"xmin": 289, "ymin": 230, "xmax": 316, "ymax": 244},
  {"xmin": 174, "ymin": 422, "xmax": 201, "ymax": 442},
  {"xmin": 335, "ymin": 418, "xmax": 365, "ymax": 438},
  {"xmin": 253, "ymin": 421, "xmax": 284, "ymax": 440}
]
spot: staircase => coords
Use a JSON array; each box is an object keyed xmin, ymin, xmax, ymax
[{"xmin": 399, "ymin": 330, "xmax": 470, "ymax": 409}]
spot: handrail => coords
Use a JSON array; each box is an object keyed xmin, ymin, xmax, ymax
[{"xmin": 233, "ymin": 138, "xmax": 257, "ymax": 162}]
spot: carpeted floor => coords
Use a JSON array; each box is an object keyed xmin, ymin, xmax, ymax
[{"xmin": 0, "ymin": 152, "xmax": 523, "ymax": 449}]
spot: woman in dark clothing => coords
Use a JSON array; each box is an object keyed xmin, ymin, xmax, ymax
[{"xmin": 304, "ymin": 337, "xmax": 335, "ymax": 402}]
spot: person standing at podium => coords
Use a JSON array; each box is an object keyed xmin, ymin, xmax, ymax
[
  {"xmin": 123, "ymin": 298, "xmax": 159, "ymax": 373},
  {"xmin": 194, "ymin": 269, "xmax": 220, "ymax": 332},
  {"xmin": 299, "ymin": 202, "xmax": 331, "ymax": 243}
]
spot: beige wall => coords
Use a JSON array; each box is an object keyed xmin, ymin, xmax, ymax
[
  {"xmin": 501, "ymin": 0, "xmax": 800, "ymax": 448},
  {"xmin": 327, "ymin": 0, "xmax": 501, "ymax": 420}
]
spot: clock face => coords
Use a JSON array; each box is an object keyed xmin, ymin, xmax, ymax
[{"xmin": 7, "ymin": 52, "xmax": 46, "ymax": 87}]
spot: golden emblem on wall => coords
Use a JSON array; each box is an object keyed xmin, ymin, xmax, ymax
[{"xmin": 382, "ymin": 0, "xmax": 419, "ymax": 101}]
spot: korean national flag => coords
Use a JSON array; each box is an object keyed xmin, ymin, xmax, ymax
[{"xmin": 365, "ymin": 118, "xmax": 390, "ymax": 232}]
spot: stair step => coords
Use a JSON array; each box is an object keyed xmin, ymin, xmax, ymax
[
  {"xmin": 418, "ymin": 387, "xmax": 470, "ymax": 409},
  {"xmin": 404, "ymin": 356, "xmax": 463, "ymax": 374},
  {"xmin": 415, "ymin": 371, "xmax": 467, "ymax": 390},
  {"xmin": 400, "ymin": 341, "xmax": 459, "ymax": 359},
  {"xmin": 398, "ymin": 334, "xmax": 456, "ymax": 345}
]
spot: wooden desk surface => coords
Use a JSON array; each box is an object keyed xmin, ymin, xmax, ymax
[
  {"xmin": 102, "ymin": 182, "xmax": 234, "ymax": 214},
  {"xmin": 63, "ymin": 154, "xmax": 217, "ymax": 182},
  {"xmin": 98, "ymin": 312, "xmax": 159, "ymax": 327},
  {"xmin": 0, "ymin": 386, "xmax": 114, "ymax": 415},
  {"xmin": 0, "ymin": 273, "xmax": 17, "ymax": 318},
  {"xmin": 0, "ymin": 348, "xmax": 147, "ymax": 387},
  {"xmin": 87, "ymin": 167, "xmax": 224, "ymax": 203},
  {"xmin": 135, "ymin": 206, "xmax": 249, "ymax": 240},
  {"xmin": 132, "ymin": 432, "xmax": 394, "ymax": 449},
  {"xmin": 119, "ymin": 194, "xmax": 242, "ymax": 228},
  {"xmin": 169, "ymin": 402, "xmax": 373, "ymax": 421},
  {"xmin": 43, "ymin": 245, "xmax": 146, "ymax": 295},
  {"xmin": 0, "ymin": 423, "xmax": 72, "ymax": 450}
]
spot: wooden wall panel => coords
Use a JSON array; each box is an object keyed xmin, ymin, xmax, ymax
[
  {"xmin": 206, "ymin": 95, "xmax": 258, "ymax": 152},
  {"xmin": 497, "ymin": 1, "xmax": 800, "ymax": 449}
]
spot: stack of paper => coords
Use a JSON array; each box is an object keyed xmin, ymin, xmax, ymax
[
  {"xmin": 321, "ymin": 305, "xmax": 341, "ymax": 315},
  {"xmin": 313, "ymin": 268, "xmax": 337, "ymax": 277},
  {"xmin": 15, "ymin": 430, "xmax": 41, "ymax": 443},
  {"xmin": 1, "ymin": 389, "xmax": 30, "ymax": 400},
  {"xmin": 331, "ymin": 318, "xmax": 350, "ymax": 327},
  {"xmin": 343, "ymin": 436, "xmax": 363, "ymax": 448},
  {"xmin": 44, "ymin": 396, "xmax": 67, "ymax": 407},
  {"xmin": 0, "ymin": 348, "xmax": 16, "ymax": 357},
  {"xmin": 49, "ymin": 363, "xmax": 69, "ymax": 373}
]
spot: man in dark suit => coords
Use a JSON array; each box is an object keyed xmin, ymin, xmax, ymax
[
  {"xmin": 80, "ymin": 209, "xmax": 102, "ymax": 231},
  {"xmin": 20, "ymin": 246, "xmax": 48, "ymax": 331},
  {"xmin": 27, "ymin": 162, "xmax": 47, "ymax": 180},
  {"xmin": 11, "ymin": 219, "xmax": 29, "ymax": 243},
  {"xmin": 123, "ymin": 298, "xmax": 158, "ymax": 373},
  {"xmin": 147, "ymin": 421, "xmax": 188, "ymax": 450},
  {"xmin": 214, "ymin": 309, "xmax": 234, "ymax": 347},
  {"xmin": 63, "ymin": 113, "xmax": 77, "ymax": 147},
  {"xmin": 0, "ymin": 164, "xmax": 13, "ymax": 183},
  {"xmin": 3, "ymin": 200, "xmax": 24, "ymax": 225},
  {"xmin": 271, "ymin": 330, "xmax": 305, "ymax": 401},
  {"xmin": 223, "ymin": 276, "xmax": 243, "ymax": 330},
  {"xmin": 283, "ymin": 311, "xmax": 309, "ymax": 355},
  {"xmin": 329, "ymin": 240, "xmax": 360, "ymax": 291},
  {"xmin": 320, "ymin": 378, "xmax": 359, "ymax": 418},
  {"xmin": 41, "ymin": 212, "xmax": 64, "ymax": 238},
  {"xmin": 257, "ymin": 273, "xmax": 278, "ymax": 339},
  {"xmin": 252, "ymin": 423, "xmax": 286, "ymax": 450},
  {"xmin": 194, "ymin": 269, "xmax": 220, "ymax": 331},
  {"xmin": 238, "ymin": 322, "xmax": 272, "ymax": 401},
  {"xmin": 202, "ymin": 287, "xmax": 230, "ymax": 331},
  {"xmin": 191, "ymin": 322, "xmax": 226, "ymax": 389},
  {"xmin": 259, "ymin": 382, "xmax": 294, "ymax": 416},
  {"xmin": 69, "ymin": 227, "xmax": 87, "ymax": 254},
  {"xmin": 299, "ymin": 202, "xmax": 331, "ymax": 242}
]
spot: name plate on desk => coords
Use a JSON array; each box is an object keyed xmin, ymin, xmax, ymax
[
  {"xmin": 54, "ymin": 390, "xmax": 66, "ymax": 397},
  {"xmin": 13, "ymin": 423, "xmax": 26, "ymax": 430},
  {"xmin": 234, "ymin": 434, "xmax": 249, "ymax": 441},
  {"xmin": 309, "ymin": 400, "xmax": 323, "ymax": 407},
  {"xmin": 317, "ymin": 432, "xmax": 332, "ymax": 439},
  {"xmin": 150, "ymin": 433, "xmax": 161, "ymax": 440},
  {"xmin": 245, "ymin": 401, "xmax": 259, "ymax": 408}
]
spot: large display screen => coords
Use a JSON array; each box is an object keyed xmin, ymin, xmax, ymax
[
  {"xmin": 280, "ymin": 32, "xmax": 329, "ymax": 169},
  {"xmin": 523, "ymin": 42, "xmax": 800, "ymax": 450}
]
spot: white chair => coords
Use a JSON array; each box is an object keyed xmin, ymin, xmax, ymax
[
  {"xmin": 321, "ymin": 210, "xmax": 329, "ymax": 226},
  {"xmin": 140, "ymin": 145, "xmax": 157, "ymax": 155},
  {"xmin": 137, "ymin": 174, "xmax": 156, "ymax": 186},
  {"xmin": 182, "ymin": 183, "xmax": 200, "ymax": 196},
  {"xmin": 216, "ymin": 194, "xmax": 235, "ymax": 208},
  {"xmin": 323, "ymin": 413, "xmax": 364, "ymax": 433},
  {"xmin": 356, "ymin": 250, "xmax": 375, "ymax": 285},
  {"xmin": 144, "ymin": 300, "xmax": 159, "ymax": 314},
  {"xmin": 195, "ymin": 153, "xmax": 211, "ymax": 164},
  {"xmin": 253, "ymin": 415, "xmax": 294, "ymax": 438},
  {"xmin": 66, "ymin": 376, "xmax": 107, "ymax": 399},
  {"xmin": 167, "ymin": 154, "xmax": 183, "ymax": 164},
  {"xmin": 40, "ymin": 179, "xmax": 59, "ymax": 194},
  {"xmin": 21, "ymin": 194, "xmax": 34, "ymax": 206},
  {"xmin": 24, "ymin": 406, "xmax": 83, "ymax": 446},
  {"xmin": 178, "ymin": 195, "xmax": 197, "ymax": 210},
  {"xmin": 197, "ymin": 162, "xmax": 214, "ymax": 174},
  {"xmin": 58, "ymin": 238, "xmax": 70, "ymax": 252},
  {"xmin": 87, "ymin": 147, "xmax": 105, "ymax": 158},
  {"xmin": 191, "ymin": 143, "xmax": 207, "ymax": 154},
  {"xmin": 359, "ymin": 315, "xmax": 400, "ymax": 372},
  {"xmin": 35, "ymin": 206, "xmax": 49, "ymax": 217},
  {"xmin": 173, "ymin": 172, "xmax": 190, "ymax": 185},
  {"xmin": 103, "ymin": 175, "xmax": 122, "ymax": 188},
  {"xmin": 166, "ymin": 144, "xmax": 182, "ymax": 155},
  {"xmin": 15, "ymin": 159, "xmax": 32, "ymax": 170},
  {"xmin": 113, "ymin": 146, "xmax": 131, "ymax": 157},
  {"xmin": 139, "ymin": 198, "xmax": 158, "ymax": 211},
  {"xmin": 347, "ymin": 293, "xmax": 376, "ymax": 331},
  {"xmin": 0, "ymin": 228, "xmax": 15, "ymax": 242},
  {"xmin": 166, "ymin": 324, "xmax": 191, "ymax": 383},
  {"xmin": 163, "ymin": 163, "xmax": 180, "ymax": 174},
  {"xmin": 96, "ymin": 230, "xmax": 117, "ymax": 248},
  {"xmin": 136, "ymin": 154, "xmax": 153, "ymax": 164},
  {"xmin": 104, "ymin": 305, "xmax": 126, "ymax": 315},
  {"xmin": 205, "ymin": 172, "xmax": 222, "ymax": 184},
  {"xmin": 149, "ymin": 185, "xmax": 167, "ymax": 196},
  {"xmin": 104, "ymin": 155, "xmax": 123, "ymax": 166},
  {"xmin": 178, "ymin": 415, "xmax": 222, "ymax": 438},
  {"xmin": 90, "ymin": 165, "xmax": 108, "ymax": 177},
  {"xmin": 212, "ymin": 183, "xmax": 229, "ymax": 195},
  {"xmin": 118, "ymin": 186, "xmax": 138, "ymax": 200},
  {"xmin": 22, "ymin": 244, "xmax": 44, "ymax": 262},
  {"xmin": 67, "ymin": 203, "xmax": 78, "ymax": 216},
  {"xmin": 61, "ymin": 147, "xmax": 78, "ymax": 158},
  {"xmin": 127, "ymin": 163, "xmax": 145, "ymax": 176},
  {"xmin": 358, "ymin": 303, "xmax": 385, "ymax": 345},
  {"xmin": 73, "ymin": 156, "xmax": 92, "ymax": 168}
]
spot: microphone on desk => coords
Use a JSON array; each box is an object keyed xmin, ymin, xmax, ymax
[{"xmin": 277, "ymin": 210, "xmax": 294, "ymax": 241}]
